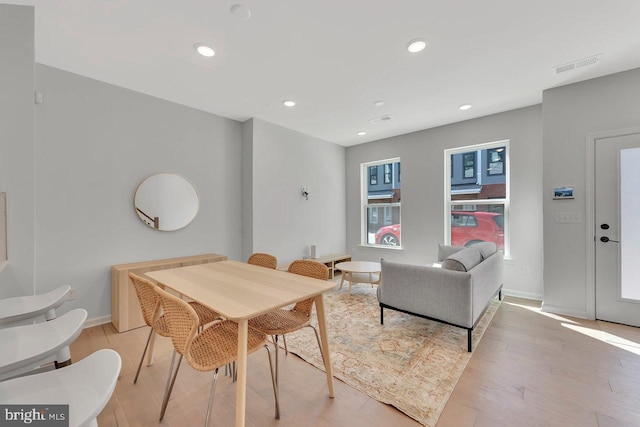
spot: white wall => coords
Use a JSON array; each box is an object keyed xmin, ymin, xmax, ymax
[
  {"xmin": 0, "ymin": 4, "xmax": 35, "ymax": 298},
  {"xmin": 346, "ymin": 106, "xmax": 544, "ymax": 299},
  {"xmin": 542, "ymin": 67, "xmax": 640, "ymax": 318},
  {"xmin": 246, "ymin": 119, "xmax": 346, "ymax": 264},
  {"xmin": 32, "ymin": 64, "xmax": 243, "ymax": 321}
]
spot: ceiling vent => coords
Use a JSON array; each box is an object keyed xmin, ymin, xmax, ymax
[
  {"xmin": 554, "ymin": 54, "xmax": 602, "ymax": 74},
  {"xmin": 369, "ymin": 114, "xmax": 392, "ymax": 124}
]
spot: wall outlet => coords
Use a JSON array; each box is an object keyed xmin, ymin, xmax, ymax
[
  {"xmin": 69, "ymin": 287, "xmax": 77, "ymax": 300},
  {"xmin": 522, "ymin": 266, "xmax": 530, "ymax": 276}
]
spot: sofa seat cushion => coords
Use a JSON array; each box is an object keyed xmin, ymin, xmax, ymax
[
  {"xmin": 469, "ymin": 242, "xmax": 497, "ymax": 260},
  {"xmin": 441, "ymin": 247, "xmax": 483, "ymax": 272}
]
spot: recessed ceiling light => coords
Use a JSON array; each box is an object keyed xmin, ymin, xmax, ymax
[
  {"xmin": 357, "ymin": 131, "xmax": 367, "ymax": 136},
  {"xmin": 406, "ymin": 39, "xmax": 426, "ymax": 53},
  {"xmin": 283, "ymin": 100, "xmax": 296, "ymax": 107},
  {"xmin": 458, "ymin": 104, "xmax": 472, "ymax": 111},
  {"xmin": 230, "ymin": 4, "xmax": 251, "ymax": 20},
  {"xmin": 373, "ymin": 100, "xmax": 384, "ymax": 107},
  {"xmin": 195, "ymin": 44, "xmax": 215, "ymax": 57}
]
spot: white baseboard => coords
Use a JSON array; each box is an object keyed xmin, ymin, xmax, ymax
[
  {"xmin": 84, "ymin": 315, "xmax": 112, "ymax": 329},
  {"xmin": 540, "ymin": 304, "xmax": 590, "ymax": 320},
  {"xmin": 502, "ymin": 288, "xmax": 543, "ymax": 301}
]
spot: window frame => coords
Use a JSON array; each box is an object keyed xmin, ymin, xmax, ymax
[
  {"xmin": 361, "ymin": 157, "xmax": 401, "ymax": 249},
  {"xmin": 444, "ymin": 140, "xmax": 510, "ymax": 257}
]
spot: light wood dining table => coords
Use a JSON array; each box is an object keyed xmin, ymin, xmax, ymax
[{"xmin": 145, "ymin": 260, "xmax": 336, "ymax": 427}]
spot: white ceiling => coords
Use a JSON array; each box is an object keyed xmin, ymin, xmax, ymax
[{"xmin": 9, "ymin": 0, "xmax": 640, "ymax": 146}]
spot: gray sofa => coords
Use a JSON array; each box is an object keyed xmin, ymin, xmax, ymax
[{"xmin": 377, "ymin": 243, "xmax": 503, "ymax": 351}]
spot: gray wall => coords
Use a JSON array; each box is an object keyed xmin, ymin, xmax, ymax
[
  {"xmin": 32, "ymin": 64, "xmax": 243, "ymax": 322},
  {"xmin": 247, "ymin": 119, "xmax": 346, "ymax": 263},
  {"xmin": 0, "ymin": 4, "xmax": 35, "ymax": 298},
  {"xmin": 346, "ymin": 105, "xmax": 544, "ymax": 299},
  {"xmin": 542, "ymin": 67, "xmax": 640, "ymax": 318}
]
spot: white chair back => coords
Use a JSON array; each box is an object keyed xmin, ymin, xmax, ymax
[
  {"xmin": 0, "ymin": 285, "xmax": 71, "ymax": 328},
  {"xmin": 0, "ymin": 308, "xmax": 87, "ymax": 381},
  {"xmin": 0, "ymin": 349, "xmax": 121, "ymax": 426}
]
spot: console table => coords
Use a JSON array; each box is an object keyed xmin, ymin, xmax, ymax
[
  {"xmin": 111, "ymin": 253, "xmax": 226, "ymax": 332},
  {"xmin": 278, "ymin": 253, "xmax": 351, "ymax": 279}
]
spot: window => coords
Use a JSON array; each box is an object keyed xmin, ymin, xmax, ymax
[
  {"xmin": 370, "ymin": 208, "xmax": 378, "ymax": 224},
  {"xmin": 362, "ymin": 158, "xmax": 401, "ymax": 247},
  {"xmin": 463, "ymin": 152, "xmax": 476, "ymax": 178},
  {"xmin": 369, "ymin": 166, "xmax": 377, "ymax": 185},
  {"xmin": 384, "ymin": 164, "xmax": 392, "ymax": 184},
  {"xmin": 445, "ymin": 141, "xmax": 509, "ymax": 257},
  {"xmin": 487, "ymin": 148, "xmax": 505, "ymax": 176}
]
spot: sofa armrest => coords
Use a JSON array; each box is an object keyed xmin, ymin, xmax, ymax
[
  {"xmin": 379, "ymin": 259, "xmax": 473, "ymax": 327},
  {"xmin": 469, "ymin": 250, "xmax": 503, "ymax": 323}
]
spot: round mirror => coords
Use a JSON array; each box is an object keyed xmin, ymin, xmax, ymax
[{"xmin": 134, "ymin": 173, "xmax": 199, "ymax": 231}]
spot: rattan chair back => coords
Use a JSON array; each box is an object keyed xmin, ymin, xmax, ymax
[
  {"xmin": 288, "ymin": 260, "xmax": 329, "ymax": 315},
  {"xmin": 129, "ymin": 273, "xmax": 163, "ymax": 329},
  {"xmin": 151, "ymin": 286, "xmax": 199, "ymax": 357},
  {"xmin": 247, "ymin": 252, "xmax": 278, "ymax": 269},
  {"xmin": 151, "ymin": 285, "xmax": 280, "ymax": 423}
]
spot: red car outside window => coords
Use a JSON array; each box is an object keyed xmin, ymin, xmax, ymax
[{"xmin": 373, "ymin": 211, "xmax": 504, "ymax": 249}]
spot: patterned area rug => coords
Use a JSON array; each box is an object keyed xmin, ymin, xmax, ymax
[{"xmin": 282, "ymin": 284, "xmax": 501, "ymax": 427}]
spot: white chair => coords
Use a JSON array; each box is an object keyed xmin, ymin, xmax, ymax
[
  {"xmin": 0, "ymin": 308, "xmax": 87, "ymax": 381},
  {"xmin": 0, "ymin": 285, "xmax": 71, "ymax": 328},
  {"xmin": 0, "ymin": 349, "xmax": 121, "ymax": 427}
]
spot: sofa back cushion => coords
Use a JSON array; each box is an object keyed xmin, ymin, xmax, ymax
[
  {"xmin": 441, "ymin": 247, "xmax": 483, "ymax": 272},
  {"xmin": 468, "ymin": 242, "xmax": 497, "ymax": 260},
  {"xmin": 437, "ymin": 244, "xmax": 465, "ymax": 262}
]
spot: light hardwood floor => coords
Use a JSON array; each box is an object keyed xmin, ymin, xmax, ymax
[{"xmin": 71, "ymin": 296, "xmax": 640, "ymax": 427}]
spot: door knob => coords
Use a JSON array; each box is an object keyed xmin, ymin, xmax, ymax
[{"xmin": 600, "ymin": 236, "xmax": 620, "ymax": 243}]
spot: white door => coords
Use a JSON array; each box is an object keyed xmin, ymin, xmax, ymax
[{"xmin": 595, "ymin": 132, "xmax": 640, "ymax": 326}]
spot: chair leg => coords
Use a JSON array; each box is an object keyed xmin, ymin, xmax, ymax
[
  {"xmin": 159, "ymin": 351, "xmax": 183, "ymax": 421},
  {"xmin": 54, "ymin": 346, "xmax": 72, "ymax": 369},
  {"xmin": 273, "ymin": 335, "xmax": 279, "ymax": 388},
  {"xmin": 264, "ymin": 345, "xmax": 280, "ymax": 419},
  {"xmin": 204, "ymin": 368, "xmax": 220, "ymax": 427},
  {"xmin": 282, "ymin": 334, "xmax": 289, "ymax": 355},
  {"xmin": 134, "ymin": 328, "xmax": 153, "ymax": 384}
]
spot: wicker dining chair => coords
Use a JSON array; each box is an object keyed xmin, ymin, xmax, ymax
[
  {"xmin": 248, "ymin": 259, "xmax": 329, "ymax": 416},
  {"xmin": 247, "ymin": 252, "xmax": 278, "ymax": 269},
  {"xmin": 152, "ymin": 285, "xmax": 280, "ymax": 425},
  {"xmin": 128, "ymin": 273, "xmax": 221, "ymax": 384}
]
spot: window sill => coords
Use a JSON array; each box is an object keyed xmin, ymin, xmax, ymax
[{"xmin": 358, "ymin": 244, "xmax": 404, "ymax": 251}]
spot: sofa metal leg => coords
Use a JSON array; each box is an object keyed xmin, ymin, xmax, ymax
[
  {"xmin": 380, "ymin": 306, "xmax": 384, "ymax": 325},
  {"xmin": 499, "ymin": 289, "xmax": 502, "ymax": 300},
  {"xmin": 467, "ymin": 329, "xmax": 472, "ymax": 352}
]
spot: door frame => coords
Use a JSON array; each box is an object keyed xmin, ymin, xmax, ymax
[{"xmin": 585, "ymin": 126, "xmax": 640, "ymax": 320}]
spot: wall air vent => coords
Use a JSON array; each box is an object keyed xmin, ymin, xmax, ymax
[
  {"xmin": 368, "ymin": 114, "xmax": 392, "ymax": 124},
  {"xmin": 554, "ymin": 54, "xmax": 602, "ymax": 74}
]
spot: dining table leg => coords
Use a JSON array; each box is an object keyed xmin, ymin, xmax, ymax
[
  {"xmin": 314, "ymin": 294, "xmax": 335, "ymax": 397},
  {"xmin": 236, "ymin": 319, "xmax": 249, "ymax": 427}
]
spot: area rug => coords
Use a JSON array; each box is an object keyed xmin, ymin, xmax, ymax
[{"xmin": 282, "ymin": 285, "xmax": 501, "ymax": 427}]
